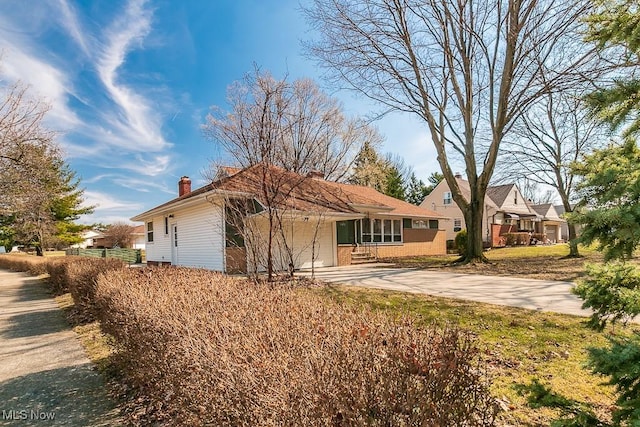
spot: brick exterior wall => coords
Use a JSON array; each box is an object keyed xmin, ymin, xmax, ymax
[
  {"xmin": 337, "ymin": 245, "xmax": 353, "ymax": 266},
  {"xmin": 377, "ymin": 230, "xmax": 446, "ymax": 258},
  {"xmin": 147, "ymin": 260, "xmax": 172, "ymax": 267},
  {"xmin": 491, "ymin": 224, "xmax": 519, "ymax": 247}
]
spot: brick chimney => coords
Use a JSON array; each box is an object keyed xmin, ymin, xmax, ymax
[
  {"xmin": 306, "ymin": 170, "xmax": 325, "ymax": 180},
  {"xmin": 178, "ymin": 176, "xmax": 191, "ymax": 197}
]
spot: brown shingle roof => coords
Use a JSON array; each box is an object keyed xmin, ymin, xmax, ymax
[
  {"xmin": 486, "ymin": 184, "xmax": 515, "ymax": 206},
  {"xmin": 212, "ymin": 164, "xmax": 442, "ymax": 218},
  {"xmin": 132, "ymin": 164, "xmax": 442, "ymax": 220}
]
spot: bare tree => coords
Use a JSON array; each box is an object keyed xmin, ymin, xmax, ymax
[
  {"xmin": 304, "ymin": 0, "xmax": 600, "ymax": 262},
  {"xmin": 0, "ymin": 82, "xmax": 56, "ymax": 211},
  {"xmin": 498, "ymin": 90, "xmax": 606, "ymax": 257},
  {"xmin": 103, "ymin": 222, "xmax": 136, "ymax": 248},
  {"xmin": 514, "ymin": 179, "xmax": 556, "ymax": 205},
  {"xmin": 217, "ymin": 168, "xmax": 330, "ymax": 281},
  {"xmin": 202, "ymin": 69, "xmax": 381, "ymax": 182},
  {"xmin": 0, "ymin": 80, "xmax": 92, "ymax": 254}
]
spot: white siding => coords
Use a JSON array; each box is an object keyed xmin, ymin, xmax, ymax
[
  {"xmin": 145, "ymin": 215, "xmax": 171, "ymax": 263},
  {"xmin": 143, "ymin": 204, "xmax": 224, "ymax": 271},
  {"xmin": 172, "ymin": 203, "xmax": 224, "ymax": 271}
]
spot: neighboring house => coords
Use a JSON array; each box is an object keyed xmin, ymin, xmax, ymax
[
  {"xmin": 421, "ymin": 174, "xmax": 564, "ymax": 246},
  {"xmin": 71, "ymin": 229, "xmax": 103, "ymax": 249},
  {"xmin": 420, "ymin": 174, "xmax": 502, "ymax": 245},
  {"xmin": 530, "ymin": 204, "xmax": 564, "ymax": 243},
  {"xmin": 554, "ymin": 204, "xmax": 581, "ymax": 242},
  {"xmin": 131, "ymin": 164, "xmax": 447, "ymax": 273},
  {"xmin": 131, "ymin": 225, "xmax": 146, "ymax": 250}
]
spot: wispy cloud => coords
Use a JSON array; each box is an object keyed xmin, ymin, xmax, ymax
[
  {"xmin": 96, "ymin": 0, "xmax": 171, "ymax": 153},
  {"xmin": 83, "ymin": 190, "xmax": 143, "ymax": 212},
  {"xmin": 0, "ymin": 41, "xmax": 81, "ymax": 132},
  {"xmin": 56, "ymin": 0, "xmax": 91, "ymax": 56}
]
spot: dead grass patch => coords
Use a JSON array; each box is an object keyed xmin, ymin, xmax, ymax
[
  {"xmin": 382, "ymin": 244, "xmax": 604, "ymax": 282},
  {"xmin": 312, "ymin": 285, "xmax": 627, "ymax": 426}
]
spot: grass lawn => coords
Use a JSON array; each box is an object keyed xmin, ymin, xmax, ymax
[
  {"xmin": 382, "ymin": 244, "xmax": 604, "ymax": 282},
  {"xmin": 311, "ymin": 284, "xmax": 625, "ymax": 426}
]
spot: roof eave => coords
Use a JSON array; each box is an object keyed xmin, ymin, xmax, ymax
[{"xmin": 130, "ymin": 189, "xmax": 254, "ymax": 222}]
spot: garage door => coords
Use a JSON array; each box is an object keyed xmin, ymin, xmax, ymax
[
  {"xmin": 292, "ymin": 221, "xmax": 335, "ymax": 269},
  {"xmin": 545, "ymin": 225, "xmax": 558, "ymax": 243}
]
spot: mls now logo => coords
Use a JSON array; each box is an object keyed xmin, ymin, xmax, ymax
[{"xmin": 2, "ymin": 409, "xmax": 56, "ymax": 421}]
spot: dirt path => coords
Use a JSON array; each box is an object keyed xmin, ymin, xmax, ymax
[{"xmin": 0, "ymin": 269, "xmax": 121, "ymax": 426}]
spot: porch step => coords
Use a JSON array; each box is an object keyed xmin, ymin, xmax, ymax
[{"xmin": 351, "ymin": 251, "xmax": 377, "ymax": 264}]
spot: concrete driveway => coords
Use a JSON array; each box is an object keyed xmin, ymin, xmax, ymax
[{"xmin": 302, "ymin": 264, "xmax": 591, "ymax": 318}]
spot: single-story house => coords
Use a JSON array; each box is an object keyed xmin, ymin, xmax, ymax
[
  {"xmin": 71, "ymin": 229, "xmax": 104, "ymax": 249},
  {"xmin": 131, "ymin": 164, "xmax": 446, "ymax": 273}
]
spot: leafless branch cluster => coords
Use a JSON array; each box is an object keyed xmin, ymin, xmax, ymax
[
  {"xmin": 304, "ymin": 0, "xmax": 601, "ymax": 260},
  {"xmin": 203, "ymin": 69, "xmax": 381, "ymax": 182}
]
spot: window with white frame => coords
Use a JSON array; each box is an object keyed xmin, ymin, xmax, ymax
[
  {"xmin": 412, "ymin": 219, "xmax": 428, "ymax": 228},
  {"xmin": 164, "ymin": 216, "xmax": 169, "ymax": 235},
  {"xmin": 361, "ymin": 218, "xmax": 402, "ymax": 243},
  {"xmin": 453, "ymin": 218, "xmax": 462, "ymax": 232},
  {"xmin": 146, "ymin": 222, "xmax": 154, "ymax": 243},
  {"xmin": 443, "ymin": 191, "xmax": 452, "ymax": 205}
]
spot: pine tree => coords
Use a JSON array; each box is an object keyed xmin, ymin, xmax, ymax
[
  {"xmin": 348, "ymin": 141, "xmax": 388, "ymax": 192},
  {"xmin": 406, "ymin": 173, "xmax": 429, "ymax": 205},
  {"xmin": 8, "ymin": 149, "xmax": 93, "ymax": 254},
  {"xmin": 571, "ymin": 140, "xmax": 640, "ymax": 425},
  {"xmin": 384, "ymin": 166, "xmax": 406, "ymax": 200},
  {"xmin": 585, "ymin": 0, "xmax": 640, "ymax": 136}
]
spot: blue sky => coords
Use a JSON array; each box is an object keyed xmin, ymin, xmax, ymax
[{"xmin": 0, "ymin": 0, "xmax": 441, "ymax": 224}]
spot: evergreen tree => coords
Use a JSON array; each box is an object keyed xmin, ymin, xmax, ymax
[
  {"xmin": 570, "ymin": 140, "xmax": 640, "ymax": 425},
  {"xmin": 571, "ymin": 140, "xmax": 640, "ymax": 261},
  {"xmin": 585, "ymin": 0, "xmax": 640, "ymax": 136},
  {"xmin": 8, "ymin": 149, "xmax": 92, "ymax": 254},
  {"xmin": 426, "ymin": 172, "xmax": 444, "ymax": 188},
  {"xmin": 384, "ymin": 166, "xmax": 406, "ymax": 200},
  {"xmin": 348, "ymin": 141, "xmax": 388, "ymax": 192},
  {"xmin": 406, "ymin": 173, "xmax": 429, "ymax": 205}
]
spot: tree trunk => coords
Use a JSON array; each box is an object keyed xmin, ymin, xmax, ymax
[
  {"xmin": 463, "ymin": 195, "xmax": 488, "ymax": 263},
  {"xmin": 567, "ymin": 222, "xmax": 580, "ymax": 257},
  {"xmin": 267, "ymin": 210, "xmax": 274, "ymax": 282}
]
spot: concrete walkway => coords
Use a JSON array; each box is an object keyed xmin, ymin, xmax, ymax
[
  {"xmin": 0, "ymin": 269, "xmax": 121, "ymax": 426},
  {"xmin": 303, "ymin": 264, "xmax": 591, "ymax": 317}
]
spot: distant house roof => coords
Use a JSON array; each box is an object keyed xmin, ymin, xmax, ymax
[
  {"xmin": 454, "ymin": 177, "xmax": 500, "ymax": 210},
  {"xmin": 132, "ymin": 164, "xmax": 444, "ymax": 221},
  {"xmin": 531, "ymin": 203, "xmax": 565, "ymax": 221},
  {"xmin": 486, "ymin": 184, "xmax": 516, "ymax": 207}
]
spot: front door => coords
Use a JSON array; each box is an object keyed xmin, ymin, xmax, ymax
[{"xmin": 171, "ymin": 223, "xmax": 178, "ymax": 265}]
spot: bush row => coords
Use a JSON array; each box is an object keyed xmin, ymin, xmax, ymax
[
  {"xmin": 0, "ymin": 254, "xmax": 49, "ymax": 275},
  {"xmin": 0, "ymin": 254, "xmax": 126, "ymax": 321},
  {"xmin": 95, "ymin": 267, "xmax": 498, "ymax": 426}
]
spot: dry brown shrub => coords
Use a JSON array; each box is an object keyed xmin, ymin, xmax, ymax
[
  {"xmin": 45, "ymin": 257, "xmax": 74, "ymax": 294},
  {"xmin": 40, "ymin": 256, "xmax": 126, "ymax": 315},
  {"xmin": 0, "ymin": 254, "xmax": 48, "ymax": 275},
  {"xmin": 96, "ymin": 267, "xmax": 497, "ymax": 426}
]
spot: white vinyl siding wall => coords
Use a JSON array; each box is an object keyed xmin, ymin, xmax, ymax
[
  {"xmin": 145, "ymin": 215, "xmax": 171, "ymax": 263},
  {"xmin": 172, "ymin": 203, "xmax": 224, "ymax": 271}
]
